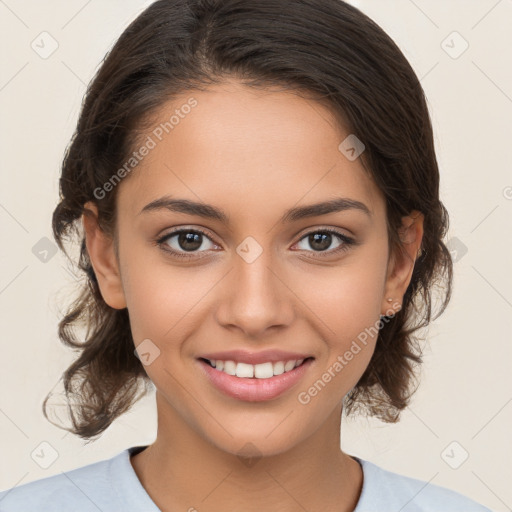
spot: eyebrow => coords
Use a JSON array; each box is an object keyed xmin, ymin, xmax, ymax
[{"xmin": 138, "ymin": 195, "xmax": 372, "ymax": 223}]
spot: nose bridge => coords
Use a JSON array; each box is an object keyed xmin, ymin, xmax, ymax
[{"xmin": 216, "ymin": 239, "xmax": 293, "ymax": 335}]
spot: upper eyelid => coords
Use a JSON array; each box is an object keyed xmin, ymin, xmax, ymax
[{"xmin": 161, "ymin": 227, "xmax": 219, "ymax": 245}]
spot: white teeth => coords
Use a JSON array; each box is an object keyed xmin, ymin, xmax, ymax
[
  {"xmin": 254, "ymin": 362, "xmax": 274, "ymax": 379},
  {"xmin": 284, "ymin": 360, "xmax": 296, "ymax": 372},
  {"xmin": 206, "ymin": 358, "xmax": 308, "ymax": 379},
  {"xmin": 236, "ymin": 362, "xmax": 254, "ymax": 378},
  {"xmin": 223, "ymin": 360, "xmax": 237, "ymax": 375},
  {"xmin": 273, "ymin": 361, "xmax": 285, "ymax": 375}
]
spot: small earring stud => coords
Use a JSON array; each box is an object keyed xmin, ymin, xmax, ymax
[{"xmin": 386, "ymin": 298, "xmax": 393, "ymax": 302}]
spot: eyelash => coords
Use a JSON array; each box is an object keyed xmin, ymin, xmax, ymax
[{"xmin": 155, "ymin": 227, "xmax": 356, "ymax": 260}]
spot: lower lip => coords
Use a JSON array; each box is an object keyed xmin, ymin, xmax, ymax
[{"xmin": 197, "ymin": 358, "xmax": 314, "ymax": 402}]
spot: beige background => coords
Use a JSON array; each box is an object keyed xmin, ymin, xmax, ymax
[{"xmin": 1, "ymin": 1, "xmax": 511, "ymax": 510}]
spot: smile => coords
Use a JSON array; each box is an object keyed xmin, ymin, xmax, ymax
[{"xmin": 197, "ymin": 357, "xmax": 314, "ymax": 402}]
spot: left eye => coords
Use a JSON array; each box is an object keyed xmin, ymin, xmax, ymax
[{"xmin": 294, "ymin": 229, "xmax": 354, "ymax": 255}]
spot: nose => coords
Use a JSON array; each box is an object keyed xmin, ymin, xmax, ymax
[{"xmin": 215, "ymin": 248, "xmax": 295, "ymax": 338}]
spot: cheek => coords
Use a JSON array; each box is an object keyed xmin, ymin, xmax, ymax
[
  {"xmin": 121, "ymin": 251, "xmax": 213, "ymax": 346},
  {"xmin": 300, "ymin": 258, "xmax": 385, "ymax": 381},
  {"xmin": 304, "ymin": 258, "xmax": 385, "ymax": 336}
]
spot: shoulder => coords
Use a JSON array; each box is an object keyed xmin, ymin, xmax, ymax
[
  {"xmin": 0, "ymin": 450, "xmax": 122, "ymax": 511},
  {"xmin": 353, "ymin": 456, "xmax": 494, "ymax": 512}
]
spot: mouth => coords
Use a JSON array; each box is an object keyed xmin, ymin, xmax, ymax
[{"xmin": 196, "ymin": 356, "xmax": 315, "ymax": 402}]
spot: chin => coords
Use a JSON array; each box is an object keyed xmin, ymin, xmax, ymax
[{"xmin": 203, "ymin": 424, "xmax": 306, "ymax": 462}]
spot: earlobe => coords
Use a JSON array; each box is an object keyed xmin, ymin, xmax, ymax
[
  {"xmin": 82, "ymin": 201, "xmax": 127, "ymax": 310},
  {"xmin": 381, "ymin": 210, "xmax": 424, "ymax": 316}
]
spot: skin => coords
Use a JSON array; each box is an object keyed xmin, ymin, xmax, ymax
[{"xmin": 83, "ymin": 79, "xmax": 423, "ymax": 512}]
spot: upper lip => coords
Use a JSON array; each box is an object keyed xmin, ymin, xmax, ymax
[{"xmin": 198, "ymin": 349, "xmax": 314, "ymax": 365}]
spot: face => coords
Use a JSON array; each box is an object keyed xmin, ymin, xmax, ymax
[{"xmin": 84, "ymin": 79, "xmax": 422, "ymax": 458}]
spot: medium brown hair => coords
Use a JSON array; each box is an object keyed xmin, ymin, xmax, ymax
[{"xmin": 45, "ymin": 0, "xmax": 453, "ymax": 440}]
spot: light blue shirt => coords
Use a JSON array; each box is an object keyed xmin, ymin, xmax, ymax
[{"xmin": 0, "ymin": 446, "xmax": 494, "ymax": 511}]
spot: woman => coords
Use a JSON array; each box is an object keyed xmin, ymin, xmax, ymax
[{"xmin": 0, "ymin": 0, "xmax": 493, "ymax": 510}]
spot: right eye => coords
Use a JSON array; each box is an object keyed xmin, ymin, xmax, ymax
[{"xmin": 156, "ymin": 228, "xmax": 219, "ymax": 259}]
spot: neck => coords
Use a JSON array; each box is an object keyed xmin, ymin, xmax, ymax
[{"xmin": 130, "ymin": 393, "xmax": 363, "ymax": 512}]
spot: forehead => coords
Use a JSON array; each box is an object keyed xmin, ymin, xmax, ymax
[{"xmin": 117, "ymin": 80, "xmax": 384, "ymax": 224}]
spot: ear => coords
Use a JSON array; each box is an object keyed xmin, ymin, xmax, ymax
[
  {"xmin": 82, "ymin": 201, "xmax": 127, "ymax": 310},
  {"xmin": 381, "ymin": 210, "xmax": 424, "ymax": 316}
]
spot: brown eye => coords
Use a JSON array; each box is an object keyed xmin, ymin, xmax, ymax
[
  {"xmin": 294, "ymin": 229, "xmax": 355, "ymax": 257},
  {"xmin": 157, "ymin": 228, "xmax": 217, "ymax": 259}
]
